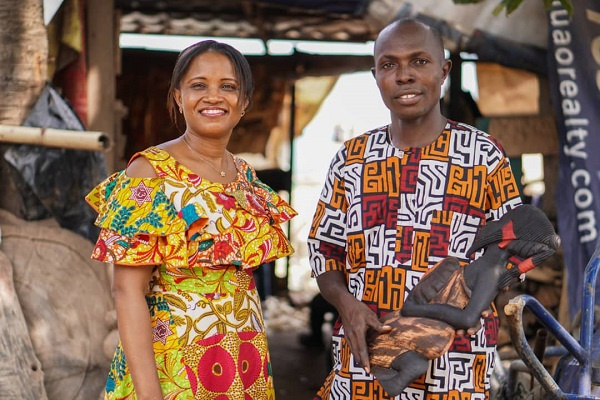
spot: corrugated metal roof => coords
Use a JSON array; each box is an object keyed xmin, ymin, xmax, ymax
[{"xmin": 117, "ymin": 0, "xmax": 377, "ymax": 42}]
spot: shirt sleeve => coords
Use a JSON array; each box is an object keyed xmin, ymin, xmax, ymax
[
  {"xmin": 307, "ymin": 145, "xmax": 349, "ymax": 277},
  {"xmin": 484, "ymin": 141, "xmax": 523, "ymax": 220}
]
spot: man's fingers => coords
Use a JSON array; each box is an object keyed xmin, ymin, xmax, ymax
[
  {"xmin": 346, "ymin": 330, "xmax": 368, "ymax": 372},
  {"xmin": 357, "ymin": 345, "xmax": 371, "ymax": 374}
]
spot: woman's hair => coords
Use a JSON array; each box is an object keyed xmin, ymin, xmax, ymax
[{"xmin": 166, "ymin": 40, "xmax": 254, "ymax": 128}]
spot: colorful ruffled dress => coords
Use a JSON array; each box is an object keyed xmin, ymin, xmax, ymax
[{"xmin": 86, "ymin": 147, "xmax": 296, "ymax": 400}]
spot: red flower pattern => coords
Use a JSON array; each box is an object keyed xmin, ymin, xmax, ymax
[
  {"xmin": 213, "ymin": 239, "xmax": 233, "ymax": 260},
  {"xmin": 214, "ymin": 191, "xmax": 236, "ymax": 210}
]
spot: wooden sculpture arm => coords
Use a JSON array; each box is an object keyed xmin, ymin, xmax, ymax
[
  {"xmin": 401, "ymin": 299, "xmax": 489, "ymax": 331},
  {"xmin": 402, "ymin": 248, "xmax": 508, "ymax": 330}
]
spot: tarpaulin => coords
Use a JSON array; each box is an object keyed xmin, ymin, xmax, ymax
[
  {"xmin": 547, "ymin": 1, "xmax": 600, "ymax": 318},
  {"xmin": 3, "ymin": 84, "xmax": 107, "ymax": 242}
]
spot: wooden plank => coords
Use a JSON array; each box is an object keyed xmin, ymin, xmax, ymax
[
  {"xmin": 0, "ymin": 250, "xmax": 47, "ymax": 400},
  {"xmin": 487, "ymin": 115, "xmax": 559, "ymax": 157}
]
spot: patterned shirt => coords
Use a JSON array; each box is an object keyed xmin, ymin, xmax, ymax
[{"xmin": 308, "ymin": 120, "xmax": 521, "ymax": 399}]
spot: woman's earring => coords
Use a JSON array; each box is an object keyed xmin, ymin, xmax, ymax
[
  {"xmin": 178, "ymin": 106, "xmax": 183, "ymax": 114},
  {"xmin": 241, "ymin": 110, "xmax": 246, "ymax": 117}
]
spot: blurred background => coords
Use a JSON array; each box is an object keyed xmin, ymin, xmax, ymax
[{"xmin": 1, "ymin": 0, "xmax": 598, "ymax": 399}]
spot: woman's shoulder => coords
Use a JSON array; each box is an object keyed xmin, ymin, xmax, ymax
[
  {"xmin": 127, "ymin": 146, "xmax": 175, "ymax": 176},
  {"xmin": 126, "ymin": 155, "xmax": 158, "ymax": 178}
]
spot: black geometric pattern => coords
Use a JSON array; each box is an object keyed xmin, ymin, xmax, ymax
[{"xmin": 308, "ymin": 121, "xmax": 521, "ymax": 399}]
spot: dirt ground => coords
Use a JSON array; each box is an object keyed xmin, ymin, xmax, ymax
[
  {"xmin": 269, "ymin": 330, "xmax": 331, "ymax": 399},
  {"xmin": 263, "ymin": 295, "xmax": 333, "ymax": 399}
]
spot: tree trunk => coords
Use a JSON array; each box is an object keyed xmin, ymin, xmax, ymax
[
  {"xmin": 0, "ymin": 0, "xmax": 47, "ymax": 216},
  {"xmin": 0, "ymin": 4, "xmax": 48, "ymax": 395},
  {"xmin": 0, "ymin": 251, "xmax": 48, "ymax": 399},
  {"xmin": 0, "ymin": 0, "xmax": 47, "ymax": 125}
]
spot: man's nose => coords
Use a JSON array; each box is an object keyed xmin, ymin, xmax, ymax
[{"xmin": 395, "ymin": 65, "xmax": 414, "ymax": 84}]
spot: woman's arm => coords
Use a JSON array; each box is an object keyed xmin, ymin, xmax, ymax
[{"xmin": 113, "ymin": 264, "xmax": 163, "ymax": 400}]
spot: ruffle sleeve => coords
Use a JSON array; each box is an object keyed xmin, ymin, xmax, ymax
[
  {"xmin": 183, "ymin": 176, "xmax": 297, "ymax": 270},
  {"xmin": 85, "ymin": 152, "xmax": 298, "ymax": 272},
  {"xmin": 85, "ymin": 171, "xmax": 190, "ymax": 268},
  {"xmin": 232, "ymin": 162, "xmax": 297, "ymax": 225}
]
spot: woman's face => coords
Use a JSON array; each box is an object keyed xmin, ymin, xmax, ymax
[{"xmin": 175, "ymin": 51, "xmax": 248, "ymax": 139}]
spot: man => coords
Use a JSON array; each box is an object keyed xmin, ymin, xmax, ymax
[{"xmin": 307, "ymin": 18, "xmax": 522, "ymax": 399}]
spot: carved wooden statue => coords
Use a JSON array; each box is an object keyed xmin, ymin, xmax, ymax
[{"xmin": 367, "ymin": 205, "xmax": 561, "ymax": 396}]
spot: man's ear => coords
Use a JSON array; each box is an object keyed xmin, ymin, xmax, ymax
[
  {"xmin": 370, "ymin": 67, "xmax": 376, "ymax": 78},
  {"xmin": 442, "ymin": 59, "xmax": 452, "ymax": 81}
]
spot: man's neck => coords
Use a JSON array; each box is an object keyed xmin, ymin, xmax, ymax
[{"xmin": 389, "ymin": 114, "xmax": 448, "ymax": 149}]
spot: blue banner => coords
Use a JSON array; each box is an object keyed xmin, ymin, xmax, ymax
[{"xmin": 548, "ymin": 1, "xmax": 600, "ymax": 318}]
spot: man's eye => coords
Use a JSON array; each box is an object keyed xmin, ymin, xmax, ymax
[
  {"xmin": 415, "ymin": 59, "xmax": 429, "ymax": 65},
  {"xmin": 381, "ymin": 63, "xmax": 394, "ymax": 70}
]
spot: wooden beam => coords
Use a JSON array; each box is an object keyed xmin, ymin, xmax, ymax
[{"xmin": 86, "ymin": 0, "xmax": 117, "ymax": 170}]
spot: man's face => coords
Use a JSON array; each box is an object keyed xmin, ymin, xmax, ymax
[{"xmin": 372, "ymin": 22, "xmax": 451, "ymax": 123}]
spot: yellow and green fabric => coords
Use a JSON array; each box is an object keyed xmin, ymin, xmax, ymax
[{"xmin": 86, "ymin": 147, "xmax": 296, "ymax": 400}]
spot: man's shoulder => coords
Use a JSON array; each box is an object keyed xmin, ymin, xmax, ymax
[
  {"xmin": 447, "ymin": 120, "xmax": 487, "ymax": 136},
  {"xmin": 446, "ymin": 119, "xmax": 509, "ymax": 162},
  {"xmin": 344, "ymin": 125, "xmax": 387, "ymax": 145},
  {"xmin": 447, "ymin": 120, "xmax": 502, "ymax": 145}
]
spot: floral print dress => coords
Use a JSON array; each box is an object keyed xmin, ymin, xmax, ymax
[{"xmin": 86, "ymin": 147, "xmax": 296, "ymax": 400}]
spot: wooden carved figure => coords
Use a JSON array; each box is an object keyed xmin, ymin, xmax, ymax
[{"xmin": 367, "ymin": 205, "xmax": 561, "ymax": 396}]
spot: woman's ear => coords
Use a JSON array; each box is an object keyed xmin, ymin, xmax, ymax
[{"xmin": 174, "ymin": 89, "xmax": 182, "ymax": 111}]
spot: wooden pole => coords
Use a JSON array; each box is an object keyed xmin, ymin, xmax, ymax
[
  {"xmin": 0, "ymin": 125, "xmax": 110, "ymax": 151},
  {"xmin": 86, "ymin": 0, "xmax": 117, "ymax": 169}
]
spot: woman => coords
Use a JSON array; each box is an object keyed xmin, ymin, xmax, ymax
[{"xmin": 86, "ymin": 40, "xmax": 296, "ymax": 400}]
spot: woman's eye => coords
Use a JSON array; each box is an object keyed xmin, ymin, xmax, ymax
[
  {"xmin": 191, "ymin": 83, "xmax": 206, "ymax": 89},
  {"xmin": 222, "ymin": 84, "xmax": 237, "ymax": 90}
]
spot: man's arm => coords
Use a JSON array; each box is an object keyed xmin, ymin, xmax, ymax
[{"xmin": 317, "ymin": 270, "xmax": 391, "ymax": 374}]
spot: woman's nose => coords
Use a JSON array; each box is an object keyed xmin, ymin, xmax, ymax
[{"xmin": 203, "ymin": 86, "xmax": 222, "ymax": 101}]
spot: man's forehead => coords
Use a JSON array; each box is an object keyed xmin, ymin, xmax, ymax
[{"xmin": 374, "ymin": 23, "xmax": 442, "ymax": 58}]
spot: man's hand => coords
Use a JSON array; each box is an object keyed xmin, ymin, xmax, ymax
[
  {"xmin": 337, "ymin": 297, "xmax": 392, "ymax": 374},
  {"xmin": 316, "ymin": 270, "xmax": 391, "ymax": 374}
]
